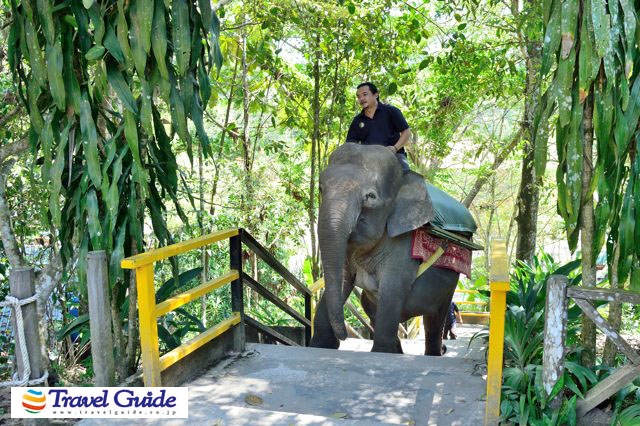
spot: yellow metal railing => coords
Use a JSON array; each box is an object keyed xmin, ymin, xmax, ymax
[
  {"xmin": 121, "ymin": 228, "xmax": 242, "ymax": 386},
  {"xmin": 485, "ymin": 239, "xmax": 509, "ymax": 426}
]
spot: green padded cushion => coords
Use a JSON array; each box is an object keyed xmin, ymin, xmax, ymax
[{"xmin": 426, "ymin": 183, "xmax": 477, "ymax": 234}]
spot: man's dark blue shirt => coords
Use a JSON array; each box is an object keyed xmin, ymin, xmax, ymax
[{"xmin": 345, "ymin": 103, "xmax": 410, "ymax": 154}]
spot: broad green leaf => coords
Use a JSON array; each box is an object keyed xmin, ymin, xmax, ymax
[
  {"xmin": 388, "ymin": 82, "xmax": 398, "ymax": 96},
  {"xmin": 103, "ymin": 24, "xmax": 125, "ymax": 64}
]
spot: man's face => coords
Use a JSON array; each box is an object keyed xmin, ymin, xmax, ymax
[{"xmin": 356, "ymin": 86, "xmax": 378, "ymax": 109}]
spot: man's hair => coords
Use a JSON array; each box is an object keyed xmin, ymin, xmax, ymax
[{"xmin": 357, "ymin": 82, "xmax": 378, "ymax": 94}]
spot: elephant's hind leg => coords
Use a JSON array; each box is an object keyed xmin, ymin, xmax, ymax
[{"xmin": 423, "ymin": 312, "xmax": 446, "ymax": 356}]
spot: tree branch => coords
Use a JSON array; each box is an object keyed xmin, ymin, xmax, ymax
[
  {"xmin": 462, "ymin": 127, "xmax": 524, "ymax": 207},
  {"xmin": 0, "ymin": 106, "xmax": 23, "ymax": 129},
  {"xmin": 0, "ymin": 138, "xmax": 29, "ymax": 164}
]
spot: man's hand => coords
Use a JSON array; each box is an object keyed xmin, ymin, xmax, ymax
[{"xmin": 387, "ymin": 145, "xmax": 398, "ymax": 153}]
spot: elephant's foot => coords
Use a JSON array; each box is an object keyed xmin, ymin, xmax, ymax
[
  {"xmin": 309, "ymin": 332, "xmax": 340, "ymax": 349},
  {"xmin": 424, "ymin": 332, "xmax": 445, "ymax": 356},
  {"xmin": 372, "ymin": 339, "xmax": 403, "ymax": 354}
]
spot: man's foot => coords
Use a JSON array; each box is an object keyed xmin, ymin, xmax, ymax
[{"xmin": 449, "ymin": 333, "xmax": 457, "ymax": 340}]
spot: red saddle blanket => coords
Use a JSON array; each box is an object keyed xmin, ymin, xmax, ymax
[{"xmin": 411, "ymin": 228, "xmax": 472, "ymax": 278}]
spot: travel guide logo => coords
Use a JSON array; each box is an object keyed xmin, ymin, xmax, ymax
[
  {"xmin": 11, "ymin": 387, "xmax": 188, "ymax": 419},
  {"xmin": 22, "ymin": 389, "xmax": 46, "ymax": 413}
]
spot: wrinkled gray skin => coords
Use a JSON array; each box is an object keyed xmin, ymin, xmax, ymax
[{"xmin": 309, "ymin": 143, "xmax": 461, "ymax": 355}]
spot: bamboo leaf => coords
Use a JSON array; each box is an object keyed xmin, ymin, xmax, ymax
[
  {"xmin": 172, "ymin": 0, "xmax": 191, "ymax": 76},
  {"xmin": 590, "ymin": 0, "xmax": 609, "ymax": 58},
  {"xmin": 106, "ymin": 64, "xmax": 138, "ymax": 114},
  {"xmin": 140, "ymin": 79, "xmax": 154, "ymax": 137},
  {"xmin": 24, "ymin": 19, "xmax": 47, "ymax": 88},
  {"xmin": 50, "ymin": 120, "xmax": 72, "ymax": 227},
  {"xmin": 63, "ymin": 27, "xmax": 82, "ymax": 114},
  {"xmin": 132, "ymin": 0, "xmax": 153, "ymax": 54},
  {"xmin": 103, "ymin": 24, "xmax": 125, "ymax": 64},
  {"xmin": 80, "ymin": 93, "xmax": 102, "ymax": 188},
  {"xmin": 541, "ymin": 0, "xmax": 561, "ymax": 76},
  {"xmin": 85, "ymin": 45, "xmax": 106, "ymax": 61},
  {"xmin": 129, "ymin": 0, "xmax": 148, "ymax": 76},
  {"xmin": 116, "ymin": 0, "xmax": 134, "ymax": 70},
  {"xmin": 86, "ymin": 188, "xmax": 103, "ymax": 250},
  {"xmin": 152, "ymin": 0, "xmax": 169, "ymax": 80},
  {"xmin": 37, "ymin": 0, "xmax": 55, "ymax": 45},
  {"xmin": 556, "ymin": 49, "xmax": 576, "ymax": 127},
  {"xmin": 560, "ymin": 0, "xmax": 578, "ymax": 59}
]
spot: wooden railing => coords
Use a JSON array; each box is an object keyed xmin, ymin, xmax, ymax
[{"xmin": 543, "ymin": 276, "xmax": 640, "ymax": 418}]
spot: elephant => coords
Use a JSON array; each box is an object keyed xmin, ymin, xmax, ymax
[{"xmin": 309, "ymin": 142, "xmax": 475, "ymax": 355}]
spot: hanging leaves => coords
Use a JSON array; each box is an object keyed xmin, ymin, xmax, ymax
[
  {"xmin": 8, "ymin": 0, "xmax": 223, "ymax": 290},
  {"xmin": 537, "ymin": 0, "xmax": 640, "ymax": 289}
]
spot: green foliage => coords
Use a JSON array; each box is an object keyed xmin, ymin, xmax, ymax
[
  {"xmin": 538, "ymin": 0, "xmax": 640, "ymax": 289},
  {"xmin": 7, "ymin": 0, "xmax": 223, "ymax": 297}
]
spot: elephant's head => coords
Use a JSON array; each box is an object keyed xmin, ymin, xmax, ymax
[{"xmin": 318, "ymin": 143, "xmax": 434, "ymax": 340}]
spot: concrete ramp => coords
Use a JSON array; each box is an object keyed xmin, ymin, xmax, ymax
[
  {"xmin": 80, "ymin": 325, "xmax": 488, "ymax": 425},
  {"xmin": 184, "ymin": 339, "xmax": 487, "ymax": 425}
]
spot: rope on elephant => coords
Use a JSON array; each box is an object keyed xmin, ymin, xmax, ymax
[{"xmin": 0, "ymin": 294, "xmax": 49, "ymax": 387}]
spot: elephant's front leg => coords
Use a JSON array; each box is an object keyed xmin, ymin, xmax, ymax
[
  {"xmin": 310, "ymin": 273, "xmax": 355, "ymax": 349},
  {"xmin": 371, "ymin": 272, "xmax": 412, "ymax": 353}
]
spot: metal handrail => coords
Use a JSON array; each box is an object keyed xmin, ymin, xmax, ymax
[{"xmin": 121, "ymin": 227, "xmax": 312, "ymax": 386}]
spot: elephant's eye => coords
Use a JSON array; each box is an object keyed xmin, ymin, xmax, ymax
[{"xmin": 365, "ymin": 192, "xmax": 377, "ymax": 200}]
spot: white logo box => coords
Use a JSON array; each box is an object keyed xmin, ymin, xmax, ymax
[{"xmin": 11, "ymin": 387, "xmax": 188, "ymax": 419}]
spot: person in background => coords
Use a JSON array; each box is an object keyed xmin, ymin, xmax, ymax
[
  {"xmin": 345, "ymin": 82, "xmax": 412, "ymax": 172},
  {"xmin": 443, "ymin": 302, "xmax": 463, "ymax": 340}
]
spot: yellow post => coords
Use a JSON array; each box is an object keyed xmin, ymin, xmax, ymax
[
  {"xmin": 136, "ymin": 264, "xmax": 162, "ymax": 386},
  {"xmin": 485, "ymin": 239, "xmax": 509, "ymax": 426}
]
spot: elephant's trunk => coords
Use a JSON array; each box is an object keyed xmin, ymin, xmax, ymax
[{"xmin": 318, "ymin": 194, "xmax": 360, "ymax": 341}]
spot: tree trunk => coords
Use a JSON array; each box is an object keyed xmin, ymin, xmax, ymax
[
  {"xmin": 240, "ymin": 31, "xmax": 255, "ymax": 230},
  {"xmin": 603, "ymin": 241, "xmax": 622, "ymax": 366},
  {"xmin": 199, "ymin": 142, "xmax": 208, "ymax": 327},
  {"xmin": 0, "ymin": 160, "xmax": 28, "ymax": 268},
  {"xmin": 309, "ymin": 34, "xmax": 321, "ymax": 282},
  {"xmin": 514, "ymin": 37, "xmax": 542, "ymax": 264},
  {"xmin": 126, "ymin": 243, "xmax": 140, "ymax": 374},
  {"xmin": 209, "ymin": 47, "xmax": 240, "ymax": 216},
  {"xmin": 580, "ymin": 91, "xmax": 597, "ymax": 367}
]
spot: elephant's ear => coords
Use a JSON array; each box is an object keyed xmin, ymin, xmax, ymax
[{"xmin": 387, "ymin": 171, "xmax": 434, "ymax": 238}]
